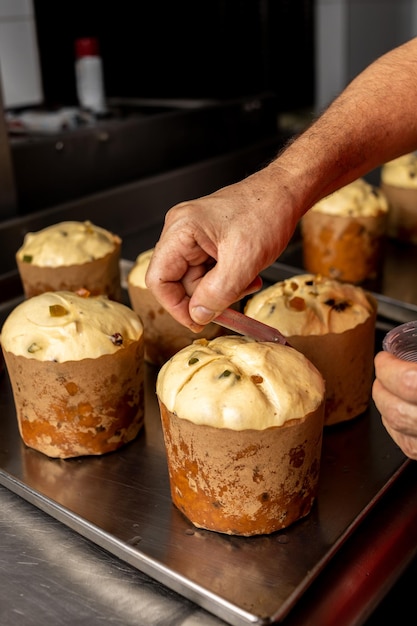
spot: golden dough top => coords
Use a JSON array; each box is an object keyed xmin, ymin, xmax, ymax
[
  {"xmin": 128, "ymin": 248, "xmax": 154, "ymax": 288},
  {"xmin": 244, "ymin": 274, "xmax": 374, "ymax": 336},
  {"xmin": 156, "ymin": 335, "xmax": 325, "ymax": 430},
  {"xmin": 308, "ymin": 178, "xmax": 388, "ymax": 217},
  {"xmin": 1, "ymin": 290, "xmax": 143, "ymax": 362},
  {"xmin": 16, "ymin": 220, "xmax": 120, "ymax": 267},
  {"xmin": 381, "ymin": 152, "xmax": 417, "ymax": 189}
]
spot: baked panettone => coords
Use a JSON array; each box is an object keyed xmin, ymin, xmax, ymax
[
  {"xmin": 380, "ymin": 152, "xmax": 417, "ymax": 243},
  {"xmin": 127, "ymin": 248, "xmax": 224, "ymax": 366},
  {"xmin": 301, "ymin": 178, "xmax": 388, "ymax": 283},
  {"xmin": 244, "ymin": 273, "xmax": 377, "ymax": 426},
  {"xmin": 156, "ymin": 335, "xmax": 325, "ymax": 536},
  {"xmin": 16, "ymin": 220, "xmax": 122, "ymax": 301},
  {"xmin": 1, "ymin": 290, "xmax": 145, "ymax": 458}
]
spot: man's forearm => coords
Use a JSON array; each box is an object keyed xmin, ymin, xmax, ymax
[{"xmin": 267, "ymin": 36, "xmax": 417, "ymax": 220}]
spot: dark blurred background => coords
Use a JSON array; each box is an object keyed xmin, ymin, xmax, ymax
[{"xmin": 33, "ymin": 0, "xmax": 315, "ymax": 110}]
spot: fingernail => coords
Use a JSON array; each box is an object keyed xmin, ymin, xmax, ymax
[{"xmin": 191, "ymin": 306, "xmax": 216, "ymax": 325}]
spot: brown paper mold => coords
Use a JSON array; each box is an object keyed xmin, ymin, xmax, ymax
[
  {"xmin": 301, "ymin": 210, "xmax": 388, "ymax": 284},
  {"xmin": 380, "ymin": 183, "xmax": 417, "ymax": 244},
  {"xmin": 380, "ymin": 152, "xmax": 417, "ymax": 244}
]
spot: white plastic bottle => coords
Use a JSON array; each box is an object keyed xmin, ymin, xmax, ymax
[{"xmin": 74, "ymin": 37, "xmax": 106, "ymax": 114}]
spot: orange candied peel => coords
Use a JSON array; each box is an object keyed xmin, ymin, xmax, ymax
[{"xmin": 75, "ymin": 287, "xmax": 91, "ymax": 298}]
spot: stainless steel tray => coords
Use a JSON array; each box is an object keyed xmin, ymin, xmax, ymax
[{"xmin": 0, "ymin": 263, "xmax": 412, "ymax": 626}]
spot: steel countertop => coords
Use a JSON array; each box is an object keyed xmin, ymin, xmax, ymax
[
  {"xmin": 2, "ymin": 212, "xmax": 417, "ymax": 625},
  {"xmin": 1, "ymin": 460, "xmax": 417, "ymax": 626}
]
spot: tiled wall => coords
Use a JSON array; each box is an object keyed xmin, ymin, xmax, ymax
[{"xmin": 0, "ymin": 0, "xmax": 42, "ymax": 108}]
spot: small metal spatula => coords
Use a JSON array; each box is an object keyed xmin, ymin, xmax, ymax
[{"xmin": 214, "ymin": 307, "xmax": 289, "ymax": 346}]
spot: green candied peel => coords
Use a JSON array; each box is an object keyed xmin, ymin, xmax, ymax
[
  {"xmin": 218, "ymin": 369, "xmax": 241, "ymax": 381},
  {"xmin": 49, "ymin": 304, "xmax": 69, "ymax": 317},
  {"xmin": 186, "ymin": 354, "xmax": 241, "ymax": 381},
  {"xmin": 27, "ymin": 342, "xmax": 41, "ymax": 354},
  {"xmin": 22, "ymin": 254, "xmax": 33, "ymax": 263}
]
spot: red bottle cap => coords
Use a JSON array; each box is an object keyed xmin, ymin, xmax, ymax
[{"xmin": 75, "ymin": 37, "xmax": 100, "ymax": 58}]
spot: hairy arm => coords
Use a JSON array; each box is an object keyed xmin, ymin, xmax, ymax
[
  {"xmin": 272, "ymin": 36, "xmax": 417, "ymax": 213},
  {"xmin": 146, "ymin": 37, "xmax": 417, "ymax": 329}
]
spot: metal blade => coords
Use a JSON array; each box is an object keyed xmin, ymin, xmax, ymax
[{"xmin": 214, "ymin": 307, "xmax": 289, "ymax": 345}]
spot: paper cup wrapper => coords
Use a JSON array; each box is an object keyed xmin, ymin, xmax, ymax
[
  {"xmin": 2, "ymin": 338, "xmax": 145, "ymax": 458},
  {"xmin": 158, "ymin": 400, "xmax": 324, "ymax": 536},
  {"xmin": 288, "ymin": 295, "xmax": 377, "ymax": 426},
  {"xmin": 128, "ymin": 284, "xmax": 224, "ymax": 366},
  {"xmin": 301, "ymin": 211, "xmax": 387, "ymax": 283},
  {"xmin": 16, "ymin": 240, "xmax": 122, "ymax": 301},
  {"xmin": 381, "ymin": 183, "xmax": 417, "ymax": 243}
]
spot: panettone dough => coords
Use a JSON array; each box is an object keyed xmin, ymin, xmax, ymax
[
  {"xmin": 308, "ymin": 178, "xmax": 388, "ymax": 217},
  {"xmin": 1, "ymin": 290, "xmax": 143, "ymax": 361},
  {"xmin": 381, "ymin": 153, "xmax": 417, "ymax": 189},
  {"xmin": 128, "ymin": 248, "xmax": 153, "ymax": 287},
  {"xmin": 243, "ymin": 273, "xmax": 374, "ymax": 336},
  {"xmin": 15, "ymin": 221, "xmax": 122, "ymax": 301},
  {"xmin": 244, "ymin": 274, "xmax": 377, "ymax": 426},
  {"xmin": 156, "ymin": 335, "xmax": 325, "ymax": 430},
  {"xmin": 16, "ymin": 220, "xmax": 119, "ymax": 267}
]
